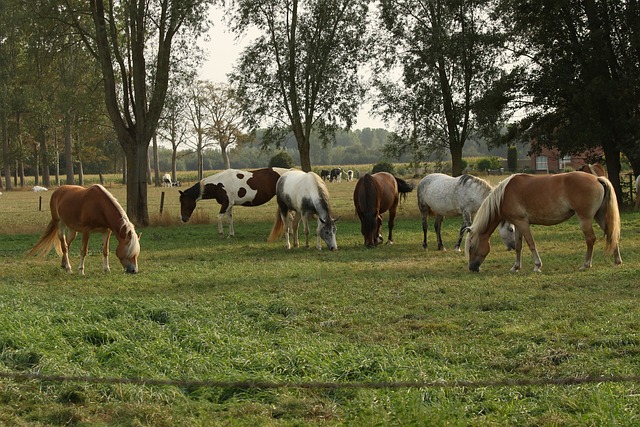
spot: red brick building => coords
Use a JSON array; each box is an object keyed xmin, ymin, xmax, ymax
[{"xmin": 529, "ymin": 146, "xmax": 603, "ymax": 174}]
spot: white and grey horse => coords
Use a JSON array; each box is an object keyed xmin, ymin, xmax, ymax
[
  {"xmin": 417, "ymin": 173, "xmax": 516, "ymax": 252},
  {"xmin": 268, "ymin": 170, "xmax": 338, "ymax": 251}
]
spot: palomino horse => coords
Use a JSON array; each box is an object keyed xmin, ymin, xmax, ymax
[
  {"xmin": 28, "ymin": 185, "xmax": 140, "ymax": 274},
  {"xmin": 465, "ymin": 172, "xmax": 622, "ymax": 272},
  {"xmin": 268, "ymin": 170, "xmax": 338, "ymax": 250},
  {"xmin": 353, "ymin": 172, "xmax": 414, "ymax": 247},
  {"xmin": 179, "ymin": 167, "xmax": 289, "ymax": 237},
  {"xmin": 417, "ymin": 173, "xmax": 515, "ymax": 252},
  {"xmin": 579, "ymin": 163, "xmax": 607, "ymax": 176}
]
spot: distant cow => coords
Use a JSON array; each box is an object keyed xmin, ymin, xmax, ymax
[
  {"xmin": 162, "ymin": 173, "xmax": 172, "ymax": 187},
  {"xmin": 329, "ymin": 168, "xmax": 342, "ymax": 183},
  {"xmin": 320, "ymin": 169, "xmax": 330, "ymax": 181},
  {"xmin": 346, "ymin": 170, "xmax": 354, "ymax": 181}
]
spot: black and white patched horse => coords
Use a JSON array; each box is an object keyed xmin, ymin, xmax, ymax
[
  {"xmin": 329, "ymin": 168, "xmax": 342, "ymax": 182},
  {"xmin": 417, "ymin": 173, "xmax": 516, "ymax": 252},
  {"xmin": 268, "ymin": 170, "xmax": 338, "ymax": 251},
  {"xmin": 179, "ymin": 168, "xmax": 289, "ymax": 237}
]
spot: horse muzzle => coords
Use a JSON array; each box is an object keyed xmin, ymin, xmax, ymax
[
  {"xmin": 181, "ymin": 215, "xmax": 190, "ymax": 223},
  {"xmin": 125, "ymin": 265, "xmax": 138, "ymax": 274},
  {"xmin": 468, "ymin": 261, "xmax": 481, "ymax": 273}
]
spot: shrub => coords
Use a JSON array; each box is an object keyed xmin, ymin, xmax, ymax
[
  {"xmin": 507, "ymin": 146, "xmax": 518, "ymax": 172},
  {"xmin": 372, "ymin": 161, "xmax": 395, "ymax": 174},
  {"xmin": 269, "ymin": 151, "xmax": 295, "ymax": 168},
  {"xmin": 476, "ymin": 156, "xmax": 501, "ymax": 172}
]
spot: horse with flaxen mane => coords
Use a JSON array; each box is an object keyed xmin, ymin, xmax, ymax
[
  {"xmin": 268, "ymin": 170, "xmax": 338, "ymax": 251},
  {"xmin": 465, "ymin": 172, "xmax": 621, "ymax": 272},
  {"xmin": 353, "ymin": 172, "xmax": 414, "ymax": 247},
  {"xmin": 417, "ymin": 173, "xmax": 515, "ymax": 252},
  {"xmin": 179, "ymin": 167, "xmax": 289, "ymax": 238},
  {"xmin": 28, "ymin": 184, "xmax": 140, "ymax": 274}
]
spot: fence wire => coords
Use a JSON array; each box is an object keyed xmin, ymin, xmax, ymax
[{"xmin": 2, "ymin": 371, "xmax": 640, "ymax": 390}]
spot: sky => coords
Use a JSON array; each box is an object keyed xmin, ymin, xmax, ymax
[{"xmin": 196, "ymin": 9, "xmax": 387, "ymax": 130}]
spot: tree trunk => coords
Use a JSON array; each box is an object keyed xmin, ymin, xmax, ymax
[
  {"xmin": 64, "ymin": 118, "xmax": 74, "ymax": 184},
  {"xmin": 603, "ymin": 144, "xmax": 623, "ymax": 205},
  {"xmin": 450, "ymin": 141, "xmax": 464, "ymax": 177},
  {"xmin": 39, "ymin": 127, "xmax": 51, "ymax": 187},
  {"xmin": 222, "ymin": 147, "xmax": 231, "ymax": 169},
  {"xmin": 1, "ymin": 113, "xmax": 9, "ymax": 190},
  {"xmin": 123, "ymin": 140, "xmax": 150, "ymax": 227},
  {"xmin": 152, "ymin": 134, "xmax": 160, "ymax": 186},
  {"xmin": 171, "ymin": 148, "xmax": 178, "ymax": 182},
  {"xmin": 78, "ymin": 160, "xmax": 84, "ymax": 186}
]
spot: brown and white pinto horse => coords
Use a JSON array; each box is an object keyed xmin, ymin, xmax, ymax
[
  {"xmin": 353, "ymin": 172, "xmax": 415, "ymax": 247},
  {"xmin": 28, "ymin": 185, "xmax": 140, "ymax": 274},
  {"xmin": 179, "ymin": 167, "xmax": 289, "ymax": 237},
  {"xmin": 465, "ymin": 172, "xmax": 621, "ymax": 272},
  {"xmin": 579, "ymin": 163, "xmax": 607, "ymax": 177}
]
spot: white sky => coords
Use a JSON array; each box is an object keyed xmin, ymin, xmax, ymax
[{"xmin": 196, "ymin": 9, "xmax": 387, "ymax": 130}]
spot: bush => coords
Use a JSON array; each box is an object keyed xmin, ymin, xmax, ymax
[
  {"xmin": 476, "ymin": 156, "xmax": 501, "ymax": 172},
  {"xmin": 269, "ymin": 151, "xmax": 295, "ymax": 168},
  {"xmin": 372, "ymin": 161, "xmax": 395, "ymax": 174}
]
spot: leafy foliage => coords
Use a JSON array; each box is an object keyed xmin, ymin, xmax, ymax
[{"xmin": 268, "ymin": 151, "xmax": 295, "ymax": 168}]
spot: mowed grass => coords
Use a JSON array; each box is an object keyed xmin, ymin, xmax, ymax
[{"xmin": 1, "ymin": 176, "xmax": 640, "ymax": 425}]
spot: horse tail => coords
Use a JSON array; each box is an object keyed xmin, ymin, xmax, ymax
[
  {"xmin": 598, "ymin": 176, "xmax": 620, "ymax": 255},
  {"xmin": 395, "ymin": 177, "xmax": 415, "ymax": 201},
  {"xmin": 27, "ymin": 219, "xmax": 62, "ymax": 257},
  {"xmin": 268, "ymin": 208, "xmax": 284, "ymax": 242}
]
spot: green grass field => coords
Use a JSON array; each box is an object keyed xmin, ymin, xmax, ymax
[{"xmin": 1, "ymin": 177, "xmax": 640, "ymax": 426}]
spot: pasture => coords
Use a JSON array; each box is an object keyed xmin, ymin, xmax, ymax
[{"xmin": 1, "ymin": 175, "xmax": 640, "ymax": 426}]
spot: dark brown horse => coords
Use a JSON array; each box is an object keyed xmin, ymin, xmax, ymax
[
  {"xmin": 465, "ymin": 172, "xmax": 622, "ymax": 272},
  {"xmin": 28, "ymin": 185, "xmax": 140, "ymax": 274},
  {"xmin": 353, "ymin": 172, "xmax": 415, "ymax": 247},
  {"xmin": 179, "ymin": 167, "xmax": 289, "ymax": 237}
]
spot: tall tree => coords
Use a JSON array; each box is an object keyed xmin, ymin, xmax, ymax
[
  {"xmin": 64, "ymin": 0, "xmax": 212, "ymax": 226},
  {"xmin": 229, "ymin": 0, "xmax": 371, "ymax": 172},
  {"xmin": 204, "ymin": 82, "xmax": 251, "ymax": 169},
  {"xmin": 492, "ymin": 0, "xmax": 640, "ymax": 202},
  {"xmin": 375, "ymin": 0, "xmax": 506, "ymax": 176}
]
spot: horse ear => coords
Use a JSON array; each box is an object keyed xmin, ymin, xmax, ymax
[
  {"xmin": 333, "ymin": 216, "xmax": 341, "ymax": 222},
  {"xmin": 138, "ymin": 232, "xmax": 142, "ymax": 240},
  {"xmin": 179, "ymin": 190, "xmax": 183, "ymax": 195}
]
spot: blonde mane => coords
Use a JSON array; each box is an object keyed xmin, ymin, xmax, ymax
[
  {"xmin": 465, "ymin": 174, "xmax": 517, "ymax": 255},
  {"xmin": 95, "ymin": 184, "xmax": 139, "ymax": 257}
]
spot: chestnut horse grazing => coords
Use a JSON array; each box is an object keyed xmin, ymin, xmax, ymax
[
  {"xmin": 465, "ymin": 172, "xmax": 621, "ymax": 272},
  {"xmin": 417, "ymin": 173, "xmax": 515, "ymax": 252},
  {"xmin": 28, "ymin": 185, "xmax": 140, "ymax": 274},
  {"xmin": 353, "ymin": 172, "xmax": 415, "ymax": 247},
  {"xmin": 179, "ymin": 167, "xmax": 289, "ymax": 237},
  {"xmin": 268, "ymin": 170, "xmax": 338, "ymax": 251}
]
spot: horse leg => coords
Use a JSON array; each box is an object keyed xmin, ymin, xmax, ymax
[
  {"xmin": 421, "ymin": 212, "xmax": 428, "ymax": 250},
  {"xmin": 434, "ymin": 215, "xmax": 446, "ymax": 251},
  {"xmin": 58, "ymin": 226, "xmax": 73, "ymax": 273},
  {"xmin": 102, "ymin": 230, "xmax": 111, "ymax": 273},
  {"xmin": 292, "ymin": 211, "xmax": 302, "ymax": 248},
  {"xmin": 386, "ymin": 206, "xmax": 397, "ymax": 245},
  {"xmin": 518, "ymin": 224, "xmax": 542, "ymax": 272},
  {"xmin": 78, "ymin": 232, "xmax": 90, "ymax": 275},
  {"xmin": 510, "ymin": 229, "xmax": 524, "ymax": 272},
  {"xmin": 283, "ymin": 211, "xmax": 293, "ymax": 249},
  {"xmin": 227, "ymin": 206, "xmax": 235, "ymax": 237},
  {"xmin": 216, "ymin": 211, "xmax": 225, "ymax": 238},
  {"xmin": 578, "ymin": 217, "xmax": 597, "ymax": 270},
  {"xmin": 454, "ymin": 211, "xmax": 472, "ymax": 252},
  {"xmin": 301, "ymin": 214, "xmax": 311, "ymax": 248}
]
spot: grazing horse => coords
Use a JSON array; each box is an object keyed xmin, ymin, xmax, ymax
[
  {"xmin": 162, "ymin": 173, "xmax": 172, "ymax": 187},
  {"xmin": 28, "ymin": 185, "xmax": 140, "ymax": 274},
  {"xmin": 579, "ymin": 163, "xmax": 607, "ymax": 177},
  {"xmin": 179, "ymin": 167, "xmax": 289, "ymax": 238},
  {"xmin": 268, "ymin": 170, "xmax": 338, "ymax": 251},
  {"xmin": 330, "ymin": 168, "xmax": 342, "ymax": 182},
  {"xmin": 320, "ymin": 169, "xmax": 330, "ymax": 181},
  {"xmin": 417, "ymin": 173, "xmax": 515, "ymax": 252},
  {"xmin": 346, "ymin": 170, "xmax": 354, "ymax": 181},
  {"xmin": 353, "ymin": 172, "xmax": 415, "ymax": 247},
  {"xmin": 465, "ymin": 172, "xmax": 622, "ymax": 272}
]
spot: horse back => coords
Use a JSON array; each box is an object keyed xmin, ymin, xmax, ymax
[
  {"xmin": 52, "ymin": 185, "xmax": 112, "ymax": 232},
  {"xmin": 371, "ymin": 172, "xmax": 398, "ymax": 214},
  {"xmin": 502, "ymin": 173, "xmax": 604, "ymax": 225}
]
